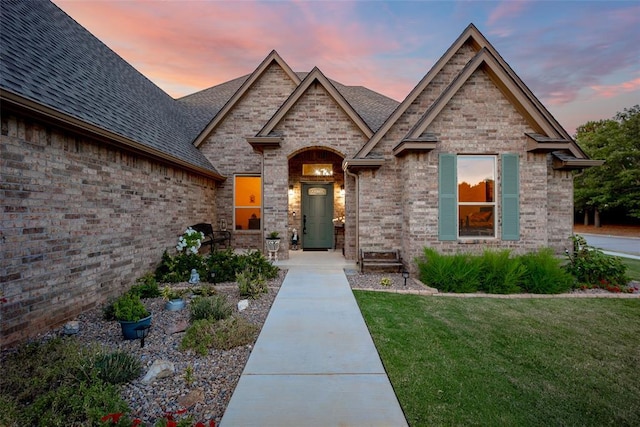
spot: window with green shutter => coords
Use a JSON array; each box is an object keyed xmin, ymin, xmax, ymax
[{"xmin": 438, "ymin": 153, "xmax": 519, "ymax": 241}]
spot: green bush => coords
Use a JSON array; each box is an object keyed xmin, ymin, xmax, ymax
[
  {"xmin": 478, "ymin": 250, "xmax": 525, "ymax": 294},
  {"xmin": 180, "ymin": 319, "xmax": 215, "ymax": 355},
  {"xmin": 565, "ymin": 235, "xmax": 629, "ymax": 286},
  {"xmin": 209, "ymin": 316, "xmax": 259, "ymax": 350},
  {"xmin": 521, "ymin": 248, "xmax": 574, "ymax": 294},
  {"xmin": 416, "ymin": 248, "xmax": 481, "ymax": 293},
  {"xmin": 155, "ymin": 250, "xmax": 207, "ymax": 283},
  {"xmin": 207, "ymin": 249, "xmax": 278, "ymax": 283},
  {"xmin": 94, "ymin": 351, "xmax": 142, "ymax": 385},
  {"xmin": 0, "ymin": 338, "xmax": 129, "ymax": 426},
  {"xmin": 237, "ymin": 268, "xmax": 267, "ymax": 298},
  {"xmin": 112, "ymin": 292, "xmax": 149, "ymax": 322},
  {"xmin": 190, "ymin": 295, "xmax": 233, "ymax": 322},
  {"xmin": 129, "ymin": 272, "xmax": 161, "ymax": 298}
]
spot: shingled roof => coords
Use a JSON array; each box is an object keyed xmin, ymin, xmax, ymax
[
  {"xmin": 179, "ymin": 72, "xmax": 399, "ymax": 136},
  {"xmin": 0, "ymin": 0, "xmax": 221, "ymax": 178}
]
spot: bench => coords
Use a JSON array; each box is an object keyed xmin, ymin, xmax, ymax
[
  {"xmin": 359, "ymin": 249, "xmax": 404, "ymax": 273},
  {"xmin": 190, "ymin": 223, "xmax": 231, "ymax": 252}
]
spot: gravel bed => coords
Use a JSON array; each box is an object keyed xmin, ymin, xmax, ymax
[{"xmin": 28, "ymin": 270, "xmax": 286, "ymax": 426}]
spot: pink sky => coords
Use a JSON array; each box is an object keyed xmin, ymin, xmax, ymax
[{"xmin": 53, "ymin": 0, "xmax": 640, "ymax": 135}]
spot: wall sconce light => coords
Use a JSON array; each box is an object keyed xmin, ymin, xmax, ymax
[
  {"xmin": 340, "ymin": 185, "xmax": 345, "ymax": 196},
  {"xmin": 402, "ymin": 270, "xmax": 409, "ymax": 287},
  {"xmin": 289, "ymin": 185, "xmax": 294, "ymax": 195}
]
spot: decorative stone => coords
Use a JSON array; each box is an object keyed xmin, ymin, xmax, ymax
[
  {"xmin": 142, "ymin": 359, "xmax": 175, "ymax": 384},
  {"xmin": 178, "ymin": 388, "xmax": 205, "ymax": 408},
  {"xmin": 237, "ymin": 299, "xmax": 249, "ymax": 311},
  {"xmin": 63, "ymin": 320, "xmax": 80, "ymax": 335},
  {"xmin": 166, "ymin": 320, "xmax": 189, "ymax": 335}
]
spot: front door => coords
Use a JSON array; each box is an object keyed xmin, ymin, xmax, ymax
[{"xmin": 302, "ymin": 183, "xmax": 334, "ymax": 250}]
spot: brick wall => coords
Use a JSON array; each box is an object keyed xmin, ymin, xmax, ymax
[
  {"xmin": 1, "ymin": 114, "xmax": 217, "ymax": 347},
  {"xmin": 199, "ymin": 63, "xmax": 297, "ymax": 251}
]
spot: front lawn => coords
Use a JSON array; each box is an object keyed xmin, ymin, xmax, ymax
[
  {"xmin": 354, "ymin": 291, "xmax": 640, "ymax": 427},
  {"xmin": 621, "ymin": 257, "xmax": 640, "ymax": 281}
]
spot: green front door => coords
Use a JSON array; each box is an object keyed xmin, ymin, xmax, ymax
[{"xmin": 302, "ymin": 183, "xmax": 334, "ymax": 250}]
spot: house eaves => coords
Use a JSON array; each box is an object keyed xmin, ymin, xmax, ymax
[
  {"xmin": 193, "ymin": 51, "xmax": 301, "ymax": 148},
  {"xmin": 551, "ymin": 151, "xmax": 604, "ymax": 170},
  {"xmin": 254, "ymin": 67, "xmax": 374, "ymax": 140},
  {"xmin": 1, "ymin": 89, "xmax": 225, "ymax": 181}
]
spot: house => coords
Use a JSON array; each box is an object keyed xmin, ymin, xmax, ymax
[{"xmin": 0, "ymin": 0, "xmax": 600, "ymax": 347}]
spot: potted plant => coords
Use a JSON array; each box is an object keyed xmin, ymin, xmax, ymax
[
  {"xmin": 112, "ymin": 292, "xmax": 152, "ymax": 340},
  {"xmin": 265, "ymin": 231, "xmax": 281, "ymax": 261},
  {"xmin": 162, "ymin": 285, "xmax": 187, "ymax": 311}
]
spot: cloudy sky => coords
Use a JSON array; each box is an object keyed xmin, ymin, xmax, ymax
[{"xmin": 52, "ymin": 0, "xmax": 639, "ymax": 135}]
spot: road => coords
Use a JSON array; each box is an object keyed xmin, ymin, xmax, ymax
[{"xmin": 581, "ymin": 234, "xmax": 640, "ymax": 259}]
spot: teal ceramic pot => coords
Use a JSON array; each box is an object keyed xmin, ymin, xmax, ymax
[{"xmin": 119, "ymin": 315, "xmax": 152, "ymax": 340}]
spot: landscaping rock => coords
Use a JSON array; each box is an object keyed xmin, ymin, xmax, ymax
[
  {"xmin": 63, "ymin": 320, "xmax": 80, "ymax": 335},
  {"xmin": 178, "ymin": 388, "xmax": 205, "ymax": 408},
  {"xmin": 237, "ymin": 299, "xmax": 249, "ymax": 311},
  {"xmin": 142, "ymin": 359, "xmax": 175, "ymax": 384}
]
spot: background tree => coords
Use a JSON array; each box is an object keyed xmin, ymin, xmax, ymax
[{"xmin": 574, "ymin": 105, "xmax": 640, "ymax": 226}]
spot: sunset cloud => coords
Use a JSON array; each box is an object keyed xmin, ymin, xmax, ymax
[{"xmin": 52, "ymin": 0, "xmax": 640, "ymax": 132}]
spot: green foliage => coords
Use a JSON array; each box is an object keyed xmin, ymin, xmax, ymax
[
  {"xmin": 129, "ymin": 273, "xmax": 161, "ymax": 299},
  {"xmin": 94, "ymin": 351, "xmax": 142, "ymax": 385},
  {"xmin": 417, "ymin": 247, "xmax": 580, "ymax": 294},
  {"xmin": 416, "ymin": 248, "xmax": 481, "ymax": 293},
  {"xmin": 190, "ymin": 295, "xmax": 233, "ymax": 322},
  {"xmin": 155, "ymin": 250, "xmax": 207, "ymax": 283},
  {"xmin": 380, "ymin": 277, "xmax": 392, "ymax": 287},
  {"xmin": 575, "ymin": 105, "xmax": 640, "ymax": 220},
  {"xmin": 180, "ymin": 319, "xmax": 215, "ymax": 355},
  {"xmin": 0, "ymin": 338, "xmax": 130, "ymax": 426},
  {"xmin": 237, "ymin": 268, "xmax": 267, "ymax": 298},
  {"xmin": 207, "ymin": 249, "xmax": 278, "ymax": 283},
  {"xmin": 520, "ymin": 248, "xmax": 574, "ymax": 294},
  {"xmin": 112, "ymin": 292, "xmax": 149, "ymax": 322},
  {"xmin": 565, "ymin": 235, "xmax": 629, "ymax": 286},
  {"xmin": 210, "ymin": 316, "xmax": 259, "ymax": 351},
  {"xmin": 478, "ymin": 250, "xmax": 526, "ymax": 294}
]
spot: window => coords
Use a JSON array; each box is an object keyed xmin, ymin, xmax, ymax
[
  {"xmin": 439, "ymin": 153, "xmax": 519, "ymax": 241},
  {"xmin": 234, "ymin": 176, "xmax": 261, "ymax": 231},
  {"xmin": 458, "ymin": 156, "xmax": 495, "ymax": 237},
  {"xmin": 302, "ymin": 164, "xmax": 333, "ymax": 176}
]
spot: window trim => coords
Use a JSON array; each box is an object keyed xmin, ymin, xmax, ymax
[{"xmin": 457, "ymin": 155, "xmax": 497, "ymax": 239}]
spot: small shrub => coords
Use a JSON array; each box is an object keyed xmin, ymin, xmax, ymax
[
  {"xmin": 190, "ymin": 295, "xmax": 233, "ymax": 322},
  {"xmin": 520, "ymin": 248, "xmax": 574, "ymax": 294},
  {"xmin": 380, "ymin": 277, "xmax": 392, "ymax": 287},
  {"xmin": 94, "ymin": 351, "xmax": 142, "ymax": 385},
  {"xmin": 112, "ymin": 292, "xmax": 149, "ymax": 322},
  {"xmin": 129, "ymin": 273, "xmax": 161, "ymax": 298},
  {"xmin": 565, "ymin": 235, "xmax": 628, "ymax": 286},
  {"xmin": 478, "ymin": 250, "xmax": 525, "ymax": 294},
  {"xmin": 416, "ymin": 248, "xmax": 481, "ymax": 293},
  {"xmin": 210, "ymin": 316, "xmax": 259, "ymax": 350},
  {"xmin": 155, "ymin": 250, "xmax": 207, "ymax": 283},
  {"xmin": 180, "ymin": 319, "xmax": 215, "ymax": 355},
  {"xmin": 237, "ymin": 268, "xmax": 267, "ymax": 298}
]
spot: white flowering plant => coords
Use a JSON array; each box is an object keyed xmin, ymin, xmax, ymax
[{"xmin": 176, "ymin": 227, "xmax": 205, "ymax": 255}]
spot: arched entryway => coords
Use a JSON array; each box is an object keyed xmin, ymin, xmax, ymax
[{"xmin": 288, "ymin": 148, "xmax": 345, "ymax": 252}]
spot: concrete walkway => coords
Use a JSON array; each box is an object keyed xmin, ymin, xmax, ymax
[{"xmin": 220, "ymin": 251, "xmax": 408, "ymax": 427}]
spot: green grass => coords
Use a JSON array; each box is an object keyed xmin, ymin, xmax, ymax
[
  {"xmin": 354, "ymin": 291, "xmax": 640, "ymax": 427},
  {"xmin": 620, "ymin": 257, "xmax": 640, "ymax": 281}
]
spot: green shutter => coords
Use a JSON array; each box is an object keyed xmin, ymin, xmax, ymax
[
  {"xmin": 501, "ymin": 153, "xmax": 520, "ymax": 240},
  {"xmin": 439, "ymin": 153, "xmax": 457, "ymax": 241}
]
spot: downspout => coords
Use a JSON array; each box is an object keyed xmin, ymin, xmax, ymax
[{"xmin": 345, "ymin": 167, "xmax": 359, "ymax": 262}]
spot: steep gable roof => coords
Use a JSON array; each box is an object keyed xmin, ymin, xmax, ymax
[
  {"xmin": 351, "ymin": 23, "xmax": 587, "ymax": 164},
  {"xmin": 253, "ymin": 67, "xmax": 374, "ymax": 140},
  {"xmin": 191, "ymin": 51, "xmax": 301, "ymax": 147},
  {"xmin": 0, "ymin": 0, "xmax": 222, "ymax": 179}
]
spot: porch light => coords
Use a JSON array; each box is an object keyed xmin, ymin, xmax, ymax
[
  {"xmin": 289, "ymin": 185, "xmax": 294, "ymax": 195},
  {"xmin": 340, "ymin": 185, "xmax": 345, "ymax": 196},
  {"xmin": 402, "ymin": 270, "xmax": 409, "ymax": 287}
]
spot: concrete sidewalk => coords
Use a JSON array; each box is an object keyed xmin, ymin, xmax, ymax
[{"xmin": 220, "ymin": 251, "xmax": 408, "ymax": 427}]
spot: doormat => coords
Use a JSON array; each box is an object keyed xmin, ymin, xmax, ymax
[{"xmin": 302, "ymin": 248, "xmax": 328, "ymax": 251}]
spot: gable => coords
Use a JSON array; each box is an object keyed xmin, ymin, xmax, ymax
[
  {"xmin": 192, "ymin": 51, "xmax": 300, "ymax": 147},
  {"xmin": 350, "ymin": 24, "xmax": 591, "ymax": 168}
]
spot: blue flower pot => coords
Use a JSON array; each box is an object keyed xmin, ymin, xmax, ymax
[
  {"xmin": 165, "ymin": 299, "xmax": 185, "ymax": 311},
  {"xmin": 118, "ymin": 315, "xmax": 152, "ymax": 340}
]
